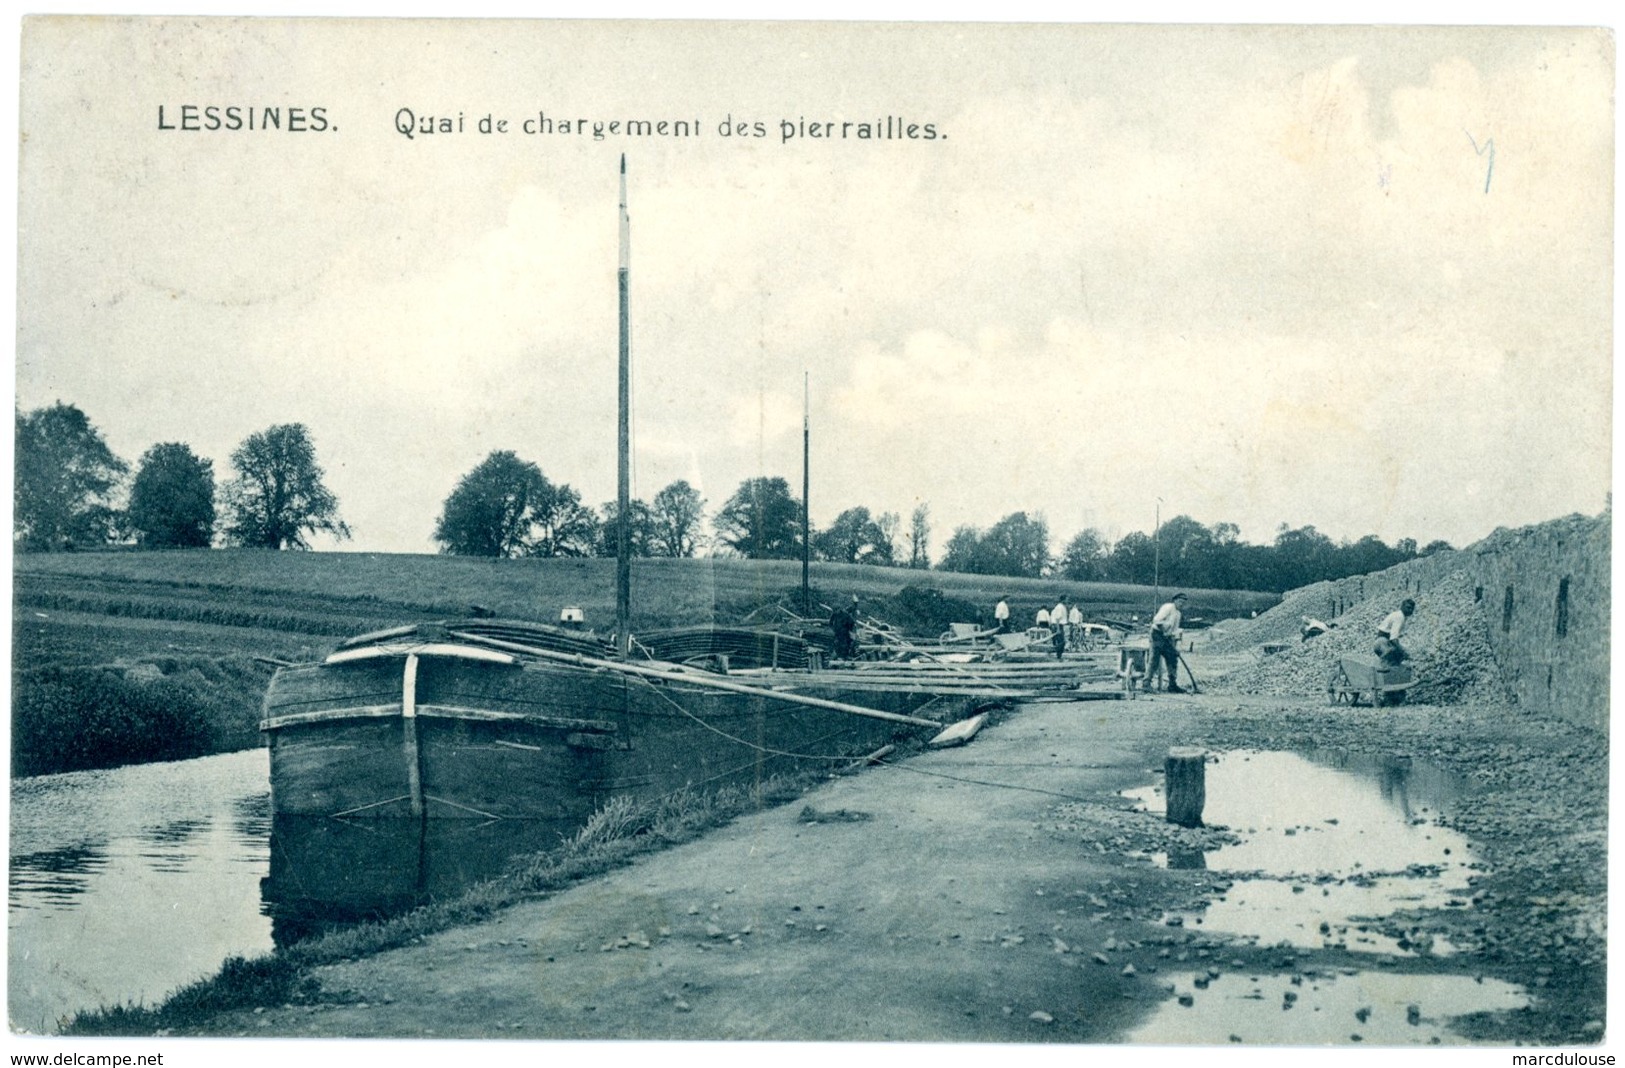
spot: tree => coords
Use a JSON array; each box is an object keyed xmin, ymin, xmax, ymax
[
  {"xmin": 936, "ymin": 512, "xmax": 1049, "ymax": 577},
  {"xmin": 14, "ymin": 402, "xmax": 128, "ymax": 551},
  {"xmin": 907, "ymin": 503, "xmax": 931, "ymax": 569},
  {"xmin": 814, "ymin": 506, "xmax": 895, "ymax": 565},
  {"xmin": 221, "ymin": 423, "xmax": 350, "ymax": 550},
  {"xmin": 433, "ymin": 450, "xmax": 598, "ymax": 558},
  {"xmin": 938, "ymin": 525, "xmax": 984, "ymax": 574},
  {"xmin": 1154, "ymin": 514, "xmax": 1216, "ymax": 588},
  {"xmin": 1271, "ymin": 524, "xmax": 1337, "ymax": 592},
  {"xmin": 598, "ymin": 497, "xmax": 655, "ymax": 558},
  {"xmin": 1420, "ymin": 539, "xmax": 1455, "ymax": 556},
  {"xmin": 434, "ymin": 451, "xmax": 550, "ymax": 557},
  {"xmin": 1338, "ymin": 534, "xmax": 1405, "ymax": 578},
  {"xmin": 875, "ymin": 511, "xmax": 901, "ymax": 565},
  {"xmin": 529, "ymin": 481, "xmax": 599, "ymax": 558},
  {"xmin": 1105, "ymin": 531, "xmax": 1156, "ymax": 584},
  {"xmin": 713, "ymin": 477, "xmax": 802, "ymax": 559},
  {"xmin": 1058, "ymin": 528, "xmax": 1110, "ymax": 581},
  {"xmin": 649, "ymin": 480, "xmax": 706, "ymax": 558},
  {"xmin": 128, "ymin": 443, "xmax": 215, "ymax": 548},
  {"xmin": 979, "ymin": 512, "xmax": 1050, "ymax": 577}
]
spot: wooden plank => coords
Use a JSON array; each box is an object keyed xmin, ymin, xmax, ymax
[
  {"xmin": 838, "ymin": 744, "xmax": 895, "ymax": 774},
  {"xmin": 416, "ymin": 704, "xmax": 617, "ymax": 733},
  {"xmin": 261, "ymin": 703, "xmax": 404, "ymax": 731},
  {"xmin": 929, "ymin": 712, "xmax": 988, "ymax": 748}
]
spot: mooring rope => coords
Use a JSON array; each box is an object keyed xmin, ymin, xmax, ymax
[
  {"xmin": 629, "ymin": 672, "xmax": 870, "ymax": 763},
  {"xmin": 870, "ymin": 757, "xmax": 1097, "ymax": 803},
  {"xmin": 631, "ymin": 672, "xmax": 1097, "ymax": 801}
]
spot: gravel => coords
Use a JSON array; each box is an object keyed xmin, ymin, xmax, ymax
[{"xmin": 1204, "ymin": 569, "xmax": 1508, "ymax": 706}]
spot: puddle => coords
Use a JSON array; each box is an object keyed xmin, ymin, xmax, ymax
[
  {"xmin": 1191, "ymin": 878, "xmax": 1462, "ymax": 956},
  {"xmin": 1127, "ymin": 750, "xmax": 1472, "ymax": 877},
  {"xmin": 1125, "ymin": 749, "xmax": 1478, "ymax": 954},
  {"xmin": 1125, "ymin": 968, "xmax": 1528, "ymax": 1045},
  {"xmin": 1120, "ymin": 749, "xmax": 1521, "ymax": 1043}
]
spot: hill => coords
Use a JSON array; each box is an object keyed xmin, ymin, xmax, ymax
[
  {"xmin": 15, "ymin": 549, "xmax": 1278, "ymax": 648},
  {"xmin": 10, "ymin": 549, "xmax": 1278, "ymax": 777}
]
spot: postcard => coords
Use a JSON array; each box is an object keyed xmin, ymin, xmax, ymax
[{"xmin": 9, "ymin": 17, "xmax": 1613, "ymax": 1063}]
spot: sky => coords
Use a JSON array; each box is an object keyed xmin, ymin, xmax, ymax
[{"xmin": 12, "ymin": 19, "xmax": 1614, "ymax": 558}]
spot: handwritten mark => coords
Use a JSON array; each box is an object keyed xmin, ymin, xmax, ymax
[{"xmin": 1465, "ymin": 131, "xmax": 1495, "ymax": 194}]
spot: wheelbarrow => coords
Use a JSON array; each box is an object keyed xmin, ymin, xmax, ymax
[
  {"xmin": 1327, "ymin": 655, "xmax": 1415, "ymax": 707},
  {"xmin": 1118, "ymin": 644, "xmax": 1150, "ymax": 698}
]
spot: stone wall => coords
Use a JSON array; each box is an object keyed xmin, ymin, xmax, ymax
[
  {"xmin": 1461, "ymin": 513, "xmax": 1611, "ymax": 732},
  {"xmin": 1316, "ymin": 512, "xmax": 1610, "ymax": 731}
]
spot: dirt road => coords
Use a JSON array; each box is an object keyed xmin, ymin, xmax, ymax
[{"xmin": 185, "ymin": 690, "xmax": 1606, "ymax": 1046}]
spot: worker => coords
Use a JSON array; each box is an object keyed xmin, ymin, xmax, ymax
[
  {"xmin": 1050, "ymin": 597, "xmax": 1068, "ymax": 659},
  {"xmin": 994, "ymin": 596, "xmax": 1011, "ymax": 633},
  {"xmin": 1150, "ymin": 593, "xmax": 1188, "ymax": 693},
  {"xmin": 1067, "ymin": 603, "xmax": 1084, "ymax": 649},
  {"xmin": 1035, "ymin": 605, "xmax": 1051, "ymax": 630},
  {"xmin": 1300, "ymin": 616, "xmax": 1333, "ymax": 641},
  {"xmin": 830, "ymin": 595, "xmax": 860, "ymax": 660},
  {"xmin": 1375, "ymin": 598, "xmax": 1416, "ymax": 666}
]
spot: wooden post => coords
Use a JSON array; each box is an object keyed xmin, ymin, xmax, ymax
[
  {"xmin": 402, "ymin": 653, "xmax": 424, "ymax": 818},
  {"xmin": 1165, "ymin": 747, "xmax": 1206, "ymax": 828}
]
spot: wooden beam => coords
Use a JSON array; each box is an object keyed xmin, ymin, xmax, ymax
[{"xmin": 446, "ymin": 629, "xmax": 948, "ymax": 729}]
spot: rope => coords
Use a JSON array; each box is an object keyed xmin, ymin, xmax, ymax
[
  {"xmin": 629, "ymin": 672, "xmax": 869, "ymax": 763},
  {"xmin": 631, "ymin": 672, "xmax": 1097, "ymax": 802},
  {"xmin": 921, "ymin": 760, "xmax": 1117, "ymax": 770},
  {"xmin": 871, "ymin": 757, "xmax": 1097, "ymax": 803}
]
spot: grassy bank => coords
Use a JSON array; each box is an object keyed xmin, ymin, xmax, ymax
[{"xmin": 10, "ymin": 656, "xmax": 272, "ymax": 777}]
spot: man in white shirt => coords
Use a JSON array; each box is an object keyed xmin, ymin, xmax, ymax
[
  {"xmin": 1375, "ymin": 598, "xmax": 1416, "ymax": 666},
  {"xmin": 1150, "ymin": 593, "xmax": 1187, "ymax": 693},
  {"xmin": 994, "ymin": 597, "xmax": 1010, "ymax": 633},
  {"xmin": 1067, "ymin": 604, "xmax": 1084, "ymax": 648},
  {"xmin": 1050, "ymin": 598, "xmax": 1068, "ymax": 659}
]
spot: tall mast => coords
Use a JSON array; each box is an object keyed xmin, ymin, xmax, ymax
[
  {"xmin": 616, "ymin": 155, "xmax": 632, "ymax": 657},
  {"xmin": 801, "ymin": 371, "xmax": 810, "ymax": 618}
]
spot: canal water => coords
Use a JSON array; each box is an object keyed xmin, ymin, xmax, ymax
[
  {"xmin": 8, "ymin": 749, "xmax": 274, "ymax": 1034},
  {"xmin": 8, "ymin": 748, "xmax": 580, "ymax": 1034}
]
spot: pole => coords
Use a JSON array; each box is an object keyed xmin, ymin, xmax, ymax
[
  {"xmin": 802, "ymin": 371, "xmax": 811, "ymax": 618},
  {"xmin": 1153, "ymin": 498, "xmax": 1162, "ymax": 613},
  {"xmin": 615, "ymin": 155, "xmax": 632, "ymax": 658}
]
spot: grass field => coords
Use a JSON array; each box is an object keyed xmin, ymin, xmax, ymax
[{"xmin": 16, "ymin": 549, "xmax": 1277, "ymax": 639}]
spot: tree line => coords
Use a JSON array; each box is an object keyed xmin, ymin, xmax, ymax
[
  {"xmin": 14, "ymin": 401, "xmax": 1451, "ymax": 592},
  {"xmin": 14, "ymin": 403, "xmax": 347, "ymax": 552}
]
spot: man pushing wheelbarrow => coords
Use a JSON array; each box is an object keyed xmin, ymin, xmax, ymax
[{"xmin": 1374, "ymin": 598, "xmax": 1416, "ymax": 667}]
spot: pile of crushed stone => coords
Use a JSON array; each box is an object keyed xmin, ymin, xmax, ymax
[
  {"xmin": 1200, "ymin": 579, "xmax": 1344, "ymax": 654},
  {"xmin": 1209, "ymin": 569, "xmax": 1509, "ymax": 706}
]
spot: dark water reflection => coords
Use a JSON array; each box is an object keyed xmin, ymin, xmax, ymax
[{"xmin": 263, "ymin": 815, "xmax": 580, "ymax": 946}]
